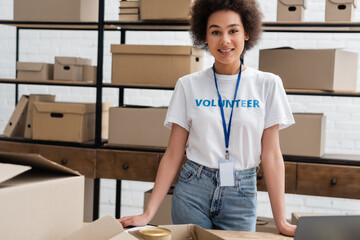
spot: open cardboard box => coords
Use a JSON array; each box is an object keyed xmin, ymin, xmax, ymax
[
  {"xmin": 0, "ymin": 151, "xmax": 84, "ymax": 240},
  {"xmin": 63, "ymin": 216, "xmax": 224, "ymax": 240}
]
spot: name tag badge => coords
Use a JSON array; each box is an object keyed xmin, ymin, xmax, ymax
[{"xmin": 219, "ymin": 156, "xmax": 235, "ymax": 187}]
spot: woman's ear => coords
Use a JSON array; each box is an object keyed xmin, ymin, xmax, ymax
[{"xmin": 245, "ymin": 33, "xmax": 249, "ymax": 41}]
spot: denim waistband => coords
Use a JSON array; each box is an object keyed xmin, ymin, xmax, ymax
[{"xmin": 185, "ymin": 159, "xmax": 259, "ymax": 179}]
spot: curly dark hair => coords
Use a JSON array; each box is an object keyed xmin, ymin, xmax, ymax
[{"xmin": 190, "ymin": 0, "xmax": 263, "ymax": 53}]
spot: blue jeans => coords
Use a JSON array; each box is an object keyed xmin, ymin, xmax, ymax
[{"xmin": 171, "ymin": 159, "xmax": 258, "ymax": 231}]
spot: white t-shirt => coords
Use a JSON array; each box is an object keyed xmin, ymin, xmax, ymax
[{"xmin": 164, "ymin": 67, "xmax": 295, "ymax": 170}]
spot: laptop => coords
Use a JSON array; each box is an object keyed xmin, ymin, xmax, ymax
[{"xmin": 294, "ymin": 215, "xmax": 360, "ymax": 240}]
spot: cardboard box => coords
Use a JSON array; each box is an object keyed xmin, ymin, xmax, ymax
[
  {"xmin": 101, "ymin": 102, "xmax": 113, "ymax": 139},
  {"xmin": 111, "ymin": 45, "xmax": 203, "ymax": 87},
  {"xmin": 24, "ymin": 94, "xmax": 56, "ymax": 139},
  {"xmin": 16, "ymin": 62, "xmax": 54, "ymax": 80},
  {"xmin": 279, "ymin": 113, "xmax": 326, "ymax": 157},
  {"xmin": 64, "ymin": 215, "xmax": 224, "ymax": 240},
  {"xmin": 82, "ymin": 65, "xmax": 97, "ymax": 83},
  {"xmin": 3, "ymin": 95, "xmax": 28, "ymax": 137},
  {"xmin": 0, "ymin": 151, "xmax": 84, "ymax": 240},
  {"xmin": 32, "ymin": 102, "xmax": 96, "ymax": 143},
  {"xmin": 140, "ymin": 0, "xmax": 193, "ymax": 20},
  {"xmin": 277, "ymin": 0, "xmax": 307, "ymax": 22},
  {"xmin": 259, "ymin": 48, "xmax": 358, "ymax": 91},
  {"xmin": 119, "ymin": 1, "xmax": 140, "ymax": 8},
  {"xmin": 325, "ymin": 0, "xmax": 357, "ymax": 22},
  {"xmin": 119, "ymin": 14, "xmax": 139, "ymax": 21},
  {"xmin": 133, "ymin": 224, "xmax": 224, "ymax": 240},
  {"xmin": 14, "ymin": 0, "xmax": 98, "ymax": 22},
  {"xmin": 54, "ymin": 57, "xmax": 92, "ymax": 81},
  {"xmin": 144, "ymin": 187, "xmax": 173, "ymax": 225},
  {"xmin": 63, "ymin": 216, "xmax": 138, "ymax": 240},
  {"xmin": 108, "ymin": 107, "xmax": 170, "ymax": 147}
]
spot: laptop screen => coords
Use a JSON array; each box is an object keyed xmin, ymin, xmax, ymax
[{"xmin": 295, "ymin": 215, "xmax": 360, "ymax": 240}]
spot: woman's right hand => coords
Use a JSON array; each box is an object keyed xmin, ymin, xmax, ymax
[{"xmin": 118, "ymin": 213, "xmax": 151, "ymax": 227}]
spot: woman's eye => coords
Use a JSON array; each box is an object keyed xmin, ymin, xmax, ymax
[
  {"xmin": 229, "ymin": 29, "xmax": 238, "ymax": 34},
  {"xmin": 211, "ymin": 31, "xmax": 221, "ymax": 35}
]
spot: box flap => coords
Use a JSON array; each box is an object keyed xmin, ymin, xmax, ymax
[
  {"xmin": 0, "ymin": 163, "xmax": 31, "ymax": 184},
  {"xmin": 16, "ymin": 62, "xmax": 45, "ymax": 72},
  {"xmin": 328, "ymin": 0, "xmax": 356, "ymax": 7},
  {"xmin": 55, "ymin": 57, "xmax": 92, "ymax": 66},
  {"xmin": 0, "ymin": 151, "xmax": 80, "ymax": 176},
  {"xmin": 63, "ymin": 216, "xmax": 137, "ymax": 240},
  {"xmin": 111, "ymin": 44, "xmax": 203, "ymax": 56},
  {"xmin": 279, "ymin": 0, "xmax": 307, "ymax": 8},
  {"xmin": 33, "ymin": 102, "xmax": 96, "ymax": 115}
]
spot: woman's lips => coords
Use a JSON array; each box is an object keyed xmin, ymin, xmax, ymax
[{"xmin": 218, "ymin": 48, "xmax": 234, "ymax": 54}]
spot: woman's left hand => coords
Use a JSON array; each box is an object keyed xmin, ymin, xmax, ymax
[{"xmin": 278, "ymin": 221, "xmax": 297, "ymax": 237}]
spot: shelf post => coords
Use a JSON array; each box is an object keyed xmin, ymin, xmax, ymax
[{"xmin": 93, "ymin": 0, "xmax": 106, "ymax": 221}]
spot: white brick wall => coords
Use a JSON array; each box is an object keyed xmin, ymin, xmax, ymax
[{"xmin": 1, "ymin": 0, "xmax": 360, "ymax": 220}]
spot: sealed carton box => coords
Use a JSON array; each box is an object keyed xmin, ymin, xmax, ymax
[
  {"xmin": 14, "ymin": 0, "xmax": 98, "ymax": 22},
  {"xmin": 16, "ymin": 62, "xmax": 54, "ymax": 80},
  {"xmin": 3, "ymin": 95, "xmax": 28, "ymax": 137},
  {"xmin": 140, "ymin": 0, "xmax": 193, "ymax": 20},
  {"xmin": 82, "ymin": 65, "xmax": 97, "ymax": 83},
  {"xmin": 101, "ymin": 102, "xmax": 113, "ymax": 139},
  {"xmin": 108, "ymin": 107, "xmax": 170, "ymax": 147},
  {"xmin": 0, "ymin": 151, "xmax": 84, "ymax": 240},
  {"xmin": 24, "ymin": 94, "xmax": 56, "ymax": 139},
  {"xmin": 32, "ymin": 102, "xmax": 96, "ymax": 143},
  {"xmin": 277, "ymin": 0, "xmax": 307, "ymax": 22},
  {"xmin": 325, "ymin": 0, "xmax": 357, "ymax": 22},
  {"xmin": 259, "ymin": 48, "xmax": 358, "ymax": 91},
  {"xmin": 111, "ymin": 45, "xmax": 203, "ymax": 87},
  {"xmin": 279, "ymin": 113, "xmax": 326, "ymax": 157},
  {"xmin": 54, "ymin": 57, "xmax": 92, "ymax": 81}
]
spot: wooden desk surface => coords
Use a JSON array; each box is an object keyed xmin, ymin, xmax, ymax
[{"xmin": 208, "ymin": 229, "xmax": 293, "ymax": 240}]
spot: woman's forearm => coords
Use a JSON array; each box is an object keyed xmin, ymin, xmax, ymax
[
  {"xmin": 144, "ymin": 124, "xmax": 189, "ymax": 220},
  {"xmin": 144, "ymin": 151, "xmax": 184, "ymax": 219},
  {"xmin": 261, "ymin": 154, "xmax": 288, "ymax": 228}
]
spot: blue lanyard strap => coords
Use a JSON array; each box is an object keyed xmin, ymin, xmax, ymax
[{"xmin": 212, "ymin": 63, "xmax": 242, "ymax": 157}]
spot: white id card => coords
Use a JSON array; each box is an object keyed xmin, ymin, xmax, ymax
[{"xmin": 218, "ymin": 156, "xmax": 235, "ymax": 187}]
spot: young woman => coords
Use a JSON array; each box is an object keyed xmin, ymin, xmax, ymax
[{"xmin": 119, "ymin": 0, "xmax": 296, "ymax": 236}]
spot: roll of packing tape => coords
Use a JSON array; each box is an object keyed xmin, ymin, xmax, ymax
[{"xmin": 139, "ymin": 227, "xmax": 171, "ymax": 240}]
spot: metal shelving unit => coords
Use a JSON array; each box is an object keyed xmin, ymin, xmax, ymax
[{"xmin": 2, "ymin": 6, "xmax": 360, "ymax": 220}]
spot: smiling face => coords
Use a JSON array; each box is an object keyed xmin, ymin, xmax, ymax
[{"xmin": 206, "ymin": 10, "xmax": 249, "ymax": 75}]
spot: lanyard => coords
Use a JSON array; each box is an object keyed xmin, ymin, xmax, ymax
[{"xmin": 212, "ymin": 63, "xmax": 242, "ymax": 160}]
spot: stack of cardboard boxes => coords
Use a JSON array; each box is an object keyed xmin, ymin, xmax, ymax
[
  {"xmin": 108, "ymin": 44, "xmax": 204, "ymax": 148},
  {"xmin": 16, "ymin": 57, "xmax": 97, "ymax": 83},
  {"xmin": 3, "ymin": 94, "xmax": 111, "ymax": 143},
  {"xmin": 277, "ymin": 0, "xmax": 357, "ymax": 22},
  {"xmin": 118, "ymin": 0, "xmax": 193, "ymax": 22},
  {"xmin": 259, "ymin": 48, "xmax": 358, "ymax": 158},
  {"xmin": 119, "ymin": 0, "xmax": 140, "ymax": 21}
]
